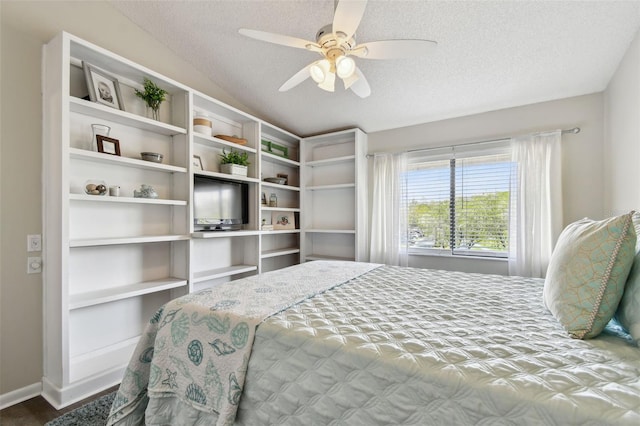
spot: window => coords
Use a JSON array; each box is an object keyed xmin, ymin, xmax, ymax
[{"xmin": 405, "ymin": 142, "xmax": 515, "ymax": 258}]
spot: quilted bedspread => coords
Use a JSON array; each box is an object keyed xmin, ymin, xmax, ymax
[
  {"xmin": 110, "ymin": 262, "xmax": 640, "ymax": 425},
  {"xmin": 236, "ymin": 265, "xmax": 640, "ymax": 425}
]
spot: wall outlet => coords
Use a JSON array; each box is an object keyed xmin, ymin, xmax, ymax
[
  {"xmin": 27, "ymin": 234, "xmax": 42, "ymax": 252},
  {"xmin": 28, "ymin": 257, "xmax": 42, "ymax": 274}
]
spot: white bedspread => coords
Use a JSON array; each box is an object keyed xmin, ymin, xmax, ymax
[
  {"xmin": 237, "ymin": 265, "xmax": 640, "ymax": 425},
  {"xmin": 107, "ymin": 261, "xmax": 380, "ymax": 425},
  {"xmin": 109, "ymin": 262, "xmax": 640, "ymax": 425}
]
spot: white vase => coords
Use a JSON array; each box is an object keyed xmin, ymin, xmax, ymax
[{"xmin": 220, "ymin": 163, "xmax": 248, "ymax": 176}]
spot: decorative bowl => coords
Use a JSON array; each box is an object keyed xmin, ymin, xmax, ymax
[
  {"xmin": 264, "ymin": 177, "xmax": 286, "ymax": 185},
  {"xmin": 141, "ymin": 152, "xmax": 164, "ymax": 163},
  {"xmin": 84, "ymin": 180, "xmax": 107, "ymax": 196}
]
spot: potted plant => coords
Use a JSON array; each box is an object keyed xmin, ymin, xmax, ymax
[
  {"xmin": 134, "ymin": 77, "xmax": 167, "ymax": 120},
  {"xmin": 219, "ymin": 148, "xmax": 250, "ymax": 176}
]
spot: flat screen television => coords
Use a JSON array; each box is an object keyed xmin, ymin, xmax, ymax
[{"xmin": 193, "ymin": 175, "xmax": 249, "ymax": 231}]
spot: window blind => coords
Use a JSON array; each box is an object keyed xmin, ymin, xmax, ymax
[{"xmin": 405, "ymin": 142, "xmax": 515, "ymax": 258}]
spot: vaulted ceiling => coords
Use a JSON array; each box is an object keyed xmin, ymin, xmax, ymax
[{"xmin": 111, "ymin": 0, "xmax": 640, "ymax": 136}]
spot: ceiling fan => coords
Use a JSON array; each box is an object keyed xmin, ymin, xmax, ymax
[{"xmin": 239, "ymin": 0, "xmax": 437, "ymax": 98}]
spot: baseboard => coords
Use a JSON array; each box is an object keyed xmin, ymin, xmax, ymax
[
  {"xmin": 0, "ymin": 382, "xmax": 42, "ymax": 410},
  {"xmin": 41, "ymin": 367, "xmax": 123, "ymax": 410}
]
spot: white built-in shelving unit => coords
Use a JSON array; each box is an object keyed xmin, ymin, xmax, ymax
[
  {"xmin": 301, "ymin": 129, "xmax": 368, "ymax": 262},
  {"xmin": 43, "ymin": 32, "xmax": 191, "ymax": 408},
  {"xmin": 42, "ymin": 31, "xmax": 366, "ymax": 408}
]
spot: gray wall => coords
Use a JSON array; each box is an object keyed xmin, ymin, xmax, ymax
[
  {"xmin": 368, "ymin": 93, "xmax": 605, "ymax": 275},
  {"xmin": 604, "ymin": 29, "xmax": 640, "ymax": 216}
]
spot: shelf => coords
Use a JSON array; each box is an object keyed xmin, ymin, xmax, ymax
[
  {"xmin": 69, "ymin": 278, "xmax": 187, "ymax": 310},
  {"xmin": 193, "ymin": 133, "xmax": 257, "ymax": 153},
  {"xmin": 69, "ymin": 97, "xmax": 187, "ymax": 136},
  {"xmin": 305, "ymin": 229, "xmax": 356, "ymax": 234},
  {"xmin": 305, "ymin": 183, "xmax": 356, "ymax": 191},
  {"xmin": 260, "ymin": 229, "xmax": 301, "ymax": 234},
  {"xmin": 69, "ymin": 148, "xmax": 187, "ymax": 173},
  {"xmin": 70, "ymin": 234, "xmax": 190, "ymax": 247},
  {"xmin": 261, "ymin": 248, "xmax": 300, "ymax": 259},
  {"xmin": 191, "ymin": 230, "xmax": 260, "ymax": 238},
  {"xmin": 261, "ymin": 206, "xmax": 300, "ymax": 212},
  {"xmin": 194, "ymin": 170, "xmax": 261, "ymax": 184},
  {"xmin": 69, "ymin": 194, "xmax": 187, "ymax": 205},
  {"xmin": 305, "ymin": 254, "xmax": 355, "ymax": 262},
  {"xmin": 261, "ymin": 182, "xmax": 300, "ymax": 192},
  {"xmin": 305, "ymin": 155, "xmax": 356, "ymax": 167},
  {"xmin": 192, "ymin": 264, "xmax": 258, "ymax": 283},
  {"xmin": 261, "ymin": 151, "xmax": 300, "ymax": 167}
]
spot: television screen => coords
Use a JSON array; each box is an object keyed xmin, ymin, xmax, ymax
[{"xmin": 193, "ymin": 176, "xmax": 248, "ymax": 231}]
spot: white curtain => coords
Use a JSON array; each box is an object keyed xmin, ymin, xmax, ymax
[
  {"xmin": 509, "ymin": 130, "xmax": 563, "ymax": 278},
  {"xmin": 370, "ymin": 152, "xmax": 409, "ymax": 266}
]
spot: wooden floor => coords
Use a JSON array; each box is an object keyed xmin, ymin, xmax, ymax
[{"xmin": 0, "ymin": 386, "xmax": 117, "ymax": 426}]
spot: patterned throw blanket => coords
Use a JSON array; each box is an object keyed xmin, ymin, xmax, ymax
[{"xmin": 107, "ymin": 261, "xmax": 381, "ymax": 426}]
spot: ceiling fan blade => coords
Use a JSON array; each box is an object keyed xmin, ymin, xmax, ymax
[
  {"xmin": 351, "ymin": 39, "xmax": 437, "ymax": 59},
  {"xmin": 239, "ymin": 29, "xmax": 321, "ymax": 51},
  {"xmin": 279, "ymin": 64, "xmax": 313, "ymax": 92},
  {"xmin": 333, "ymin": 0, "xmax": 368, "ymax": 41},
  {"xmin": 349, "ymin": 67, "xmax": 371, "ymax": 98}
]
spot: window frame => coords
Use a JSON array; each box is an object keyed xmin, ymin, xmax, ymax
[{"xmin": 404, "ymin": 141, "xmax": 514, "ymax": 259}]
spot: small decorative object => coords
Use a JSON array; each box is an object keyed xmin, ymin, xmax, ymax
[
  {"xmin": 109, "ymin": 185, "xmax": 120, "ymax": 197},
  {"xmin": 277, "ymin": 173, "xmax": 289, "ymax": 185},
  {"xmin": 133, "ymin": 184, "xmax": 159, "ymax": 199},
  {"xmin": 85, "ymin": 180, "xmax": 107, "ymax": 196},
  {"xmin": 215, "ymin": 134, "xmax": 247, "ymax": 145},
  {"xmin": 273, "ymin": 211, "xmax": 295, "ymax": 230},
  {"xmin": 134, "ymin": 77, "xmax": 167, "ymax": 121},
  {"xmin": 264, "ymin": 177, "xmax": 286, "ymax": 185},
  {"xmin": 193, "ymin": 113, "xmax": 212, "ymax": 136},
  {"xmin": 219, "ymin": 149, "xmax": 249, "ymax": 176},
  {"xmin": 96, "ymin": 135, "xmax": 121, "ymax": 156},
  {"xmin": 262, "ymin": 218, "xmax": 273, "ymax": 231},
  {"xmin": 141, "ymin": 152, "xmax": 163, "ymax": 163},
  {"xmin": 261, "ymin": 139, "xmax": 288, "ymax": 158},
  {"xmin": 193, "ymin": 155, "xmax": 203, "ymax": 171},
  {"xmin": 269, "ymin": 193, "xmax": 277, "ymax": 207},
  {"xmin": 83, "ymin": 62, "xmax": 124, "ymax": 110},
  {"xmin": 261, "ymin": 192, "xmax": 267, "ymax": 205},
  {"xmin": 91, "ymin": 124, "xmax": 111, "ymax": 151}
]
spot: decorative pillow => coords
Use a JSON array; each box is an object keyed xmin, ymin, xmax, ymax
[
  {"xmin": 543, "ymin": 212, "xmax": 636, "ymax": 339},
  {"xmin": 616, "ymin": 212, "xmax": 640, "ymax": 345}
]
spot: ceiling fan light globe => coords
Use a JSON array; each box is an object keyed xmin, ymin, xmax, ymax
[
  {"xmin": 310, "ymin": 59, "xmax": 330, "ymax": 83},
  {"xmin": 336, "ymin": 56, "xmax": 356, "ymax": 79},
  {"xmin": 318, "ymin": 71, "xmax": 336, "ymax": 92}
]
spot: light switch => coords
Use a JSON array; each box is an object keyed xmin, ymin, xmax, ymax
[{"xmin": 27, "ymin": 234, "xmax": 42, "ymax": 252}]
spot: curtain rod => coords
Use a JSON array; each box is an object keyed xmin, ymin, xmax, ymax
[{"xmin": 366, "ymin": 127, "xmax": 580, "ymax": 158}]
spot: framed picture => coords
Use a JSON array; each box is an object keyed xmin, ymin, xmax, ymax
[
  {"xmin": 193, "ymin": 155, "xmax": 203, "ymax": 171},
  {"xmin": 273, "ymin": 211, "xmax": 295, "ymax": 230},
  {"xmin": 96, "ymin": 135, "xmax": 121, "ymax": 156},
  {"xmin": 82, "ymin": 61, "xmax": 125, "ymax": 111}
]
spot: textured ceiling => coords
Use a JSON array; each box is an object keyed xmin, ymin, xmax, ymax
[{"xmin": 110, "ymin": 1, "xmax": 640, "ymax": 137}]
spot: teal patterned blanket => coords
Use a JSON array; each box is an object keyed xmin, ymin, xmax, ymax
[{"xmin": 107, "ymin": 261, "xmax": 381, "ymax": 426}]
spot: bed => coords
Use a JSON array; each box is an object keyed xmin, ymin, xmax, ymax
[{"xmin": 106, "ymin": 258, "xmax": 640, "ymax": 426}]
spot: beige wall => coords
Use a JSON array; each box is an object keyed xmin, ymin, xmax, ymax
[
  {"xmin": 368, "ymin": 93, "xmax": 605, "ymax": 274},
  {"xmin": 0, "ymin": 1, "xmax": 252, "ymax": 397},
  {"xmin": 604, "ymin": 28, "xmax": 640, "ymax": 216}
]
